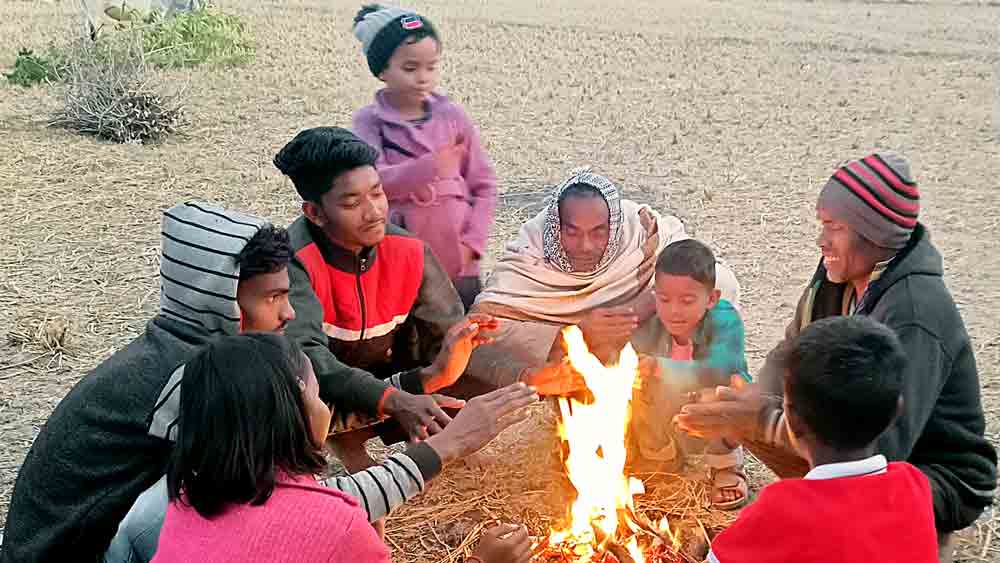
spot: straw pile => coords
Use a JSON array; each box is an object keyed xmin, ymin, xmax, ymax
[{"xmin": 381, "ymin": 404, "xmax": 742, "ymax": 563}]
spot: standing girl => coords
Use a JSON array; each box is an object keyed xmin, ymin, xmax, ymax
[{"xmin": 351, "ymin": 4, "xmax": 498, "ymax": 310}]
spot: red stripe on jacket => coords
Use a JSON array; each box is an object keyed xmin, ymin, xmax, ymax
[{"xmin": 296, "ymin": 234, "xmax": 424, "ymax": 340}]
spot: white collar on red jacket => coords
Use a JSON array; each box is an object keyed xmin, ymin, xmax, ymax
[{"xmin": 805, "ymin": 454, "xmax": 888, "ymax": 481}]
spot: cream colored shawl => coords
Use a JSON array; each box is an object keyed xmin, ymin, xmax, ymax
[{"xmin": 473, "ymin": 199, "xmax": 740, "ymax": 366}]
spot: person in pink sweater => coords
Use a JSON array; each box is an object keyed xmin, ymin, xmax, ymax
[
  {"xmin": 350, "ymin": 4, "xmax": 498, "ymax": 311},
  {"xmin": 152, "ymin": 333, "xmax": 536, "ymax": 563}
]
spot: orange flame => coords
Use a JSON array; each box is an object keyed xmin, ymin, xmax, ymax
[{"xmin": 543, "ymin": 326, "xmax": 678, "ymax": 562}]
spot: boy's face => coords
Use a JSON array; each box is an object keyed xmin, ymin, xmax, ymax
[
  {"xmin": 304, "ymin": 165, "xmax": 388, "ymax": 253},
  {"xmin": 653, "ymin": 272, "xmax": 720, "ymax": 340},
  {"xmin": 237, "ymin": 267, "xmax": 295, "ymax": 334},
  {"xmin": 379, "ymin": 36, "xmax": 440, "ymax": 106}
]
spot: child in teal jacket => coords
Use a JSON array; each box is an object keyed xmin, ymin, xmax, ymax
[{"xmin": 631, "ymin": 239, "xmax": 750, "ymax": 509}]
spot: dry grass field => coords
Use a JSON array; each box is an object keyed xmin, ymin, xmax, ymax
[{"xmin": 1, "ymin": 0, "xmax": 998, "ymax": 560}]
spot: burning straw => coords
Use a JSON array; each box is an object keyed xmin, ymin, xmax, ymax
[{"xmin": 383, "ymin": 327, "xmax": 739, "ymax": 563}]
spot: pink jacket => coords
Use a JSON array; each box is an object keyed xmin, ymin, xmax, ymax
[
  {"xmin": 352, "ymin": 90, "xmax": 498, "ymax": 279},
  {"xmin": 151, "ymin": 474, "xmax": 391, "ymax": 563}
]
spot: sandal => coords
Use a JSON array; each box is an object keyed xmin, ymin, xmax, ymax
[
  {"xmin": 705, "ymin": 445, "xmax": 748, "ymax": 510},
  {"xmin": 709, "ymin": 466, "xmax": 749, "ymax": 510}
]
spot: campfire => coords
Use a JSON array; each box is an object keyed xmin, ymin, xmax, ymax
[{"xmin": 533, "ymin": 327, "xmax": 688, "ymax": 563}]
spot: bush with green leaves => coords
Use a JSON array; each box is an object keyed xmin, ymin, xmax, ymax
[
  {"xmin": 142, "ymin": 7, "xmax": 255, "ymax": 68},
  {"xmin": 4, "ymin": 48, "xmax": 66, "ymax": 87},
  {"xmin": 4, "ymin": 6, "xmax": 253, "ymax": 87}
]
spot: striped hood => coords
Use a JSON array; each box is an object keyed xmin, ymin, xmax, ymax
[
  {"xmin": 159, "ymin": 202, "xmax": 268, "ymax": 335},
  {"xmin": 149, "ymin": 202, "xmax": 269, "ymax": 441}
]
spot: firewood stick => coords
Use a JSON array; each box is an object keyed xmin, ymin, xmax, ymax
[
  {"xmin": 624, "ymin": 506, "xmax": 669, "ymax": 544},
  {"xmin": 605, "ymin": 541, "xmax": 636, "ymax": 563}
]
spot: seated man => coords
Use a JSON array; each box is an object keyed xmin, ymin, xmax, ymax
[
  {"xmin": 708, "ymin": 316, "xmax": 938, "ymax": 563},
  {"xmin": 675, "ymin": 152, "xmax": 997, "ymax": 560},
  {"xmin": 453, "ymin": 167, "xmax": 739, "ymax": 394},
  {"xmin": 273, "ymin": 127, "xmax": 486, "ymax": 471},
  {"xmin": 1, "ymin": 203, "xmax": 501, "ymax": 563},
  {"xmin": 631, "ymin": 239, "xmax": 751, "ymax": 508}
]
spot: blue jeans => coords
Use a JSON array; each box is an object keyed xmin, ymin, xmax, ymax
[{"xmin": 104, "ymin": 475, "xmax": 168, "ymax": 563}]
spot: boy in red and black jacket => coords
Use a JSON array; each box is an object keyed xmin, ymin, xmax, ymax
[
  {"xmin": 274, "ymin": 127, "xmax": 496, "ymax": 472},
  {"xmin": 707, "ymin": 315, "xmax": 938, "ymax": 563}
]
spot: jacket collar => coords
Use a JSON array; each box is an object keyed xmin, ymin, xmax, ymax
[
  {"xmin": 306, "ymin": 220, "xmax": 377, "ymax": 274},
  {"xmin": 805, "ymin": 454, "xmax": 888, "ymax": 480},
  {"xmin": 857, "ymin": 223, "xmax": 940, "ymax": 313},
  {"xmin": 372, "ymin": 89, "xmax": 448, "ymax": 125}
]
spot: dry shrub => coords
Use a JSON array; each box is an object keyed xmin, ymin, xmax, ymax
[
  {"xmin": 8, "ymin": 317, "xmax": 72, "ymax": 352},
  {"xmin": 49, "ymin": 33, "xmax": 183, "ymax": 144}
]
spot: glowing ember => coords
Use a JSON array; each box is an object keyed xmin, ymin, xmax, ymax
[{"xmin": 538, "ymin": 326, "xmax": 684, "ymax": 563}]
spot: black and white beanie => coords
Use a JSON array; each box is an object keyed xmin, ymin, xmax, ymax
[{"xmin": 352, "ymin": 4, "xmax": 438, "ymax": 77}]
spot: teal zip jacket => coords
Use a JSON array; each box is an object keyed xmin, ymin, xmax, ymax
[{"xmin": 631, "ymin": 299, "xmax": 751, "ymax": 389}]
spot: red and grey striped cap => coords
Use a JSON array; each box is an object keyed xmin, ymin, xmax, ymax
[{"xmin": 817, "ymin": 151, "xmax": 920, "ymax": 250}]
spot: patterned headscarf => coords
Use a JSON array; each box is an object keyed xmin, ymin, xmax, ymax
[{"xmin": 542, "ymin": 168, "xmax": 624, "ymax": 274}]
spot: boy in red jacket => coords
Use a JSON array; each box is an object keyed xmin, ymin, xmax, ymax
[{"xmin": 707, "ymin": 316, "xmax": 937, "ymax": 563}]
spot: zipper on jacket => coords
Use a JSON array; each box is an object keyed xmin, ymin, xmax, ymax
[{"xmin": 355, "ymin": 254, "xmax": 367, "ymax": 342}]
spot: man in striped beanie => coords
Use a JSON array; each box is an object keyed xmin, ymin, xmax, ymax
[
  {"xmin": 820, "ymin": 151, "xmax": 920, "ymax": 250},
  {"xmin": 675, "ymin": 151, "xmax": 996, "ymax": 562}
]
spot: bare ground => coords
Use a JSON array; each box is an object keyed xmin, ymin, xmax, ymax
[{"xmin": 1, "ymin": 0, "xmax": 998, "ymax": 560}]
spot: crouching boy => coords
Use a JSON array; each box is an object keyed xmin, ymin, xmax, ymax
[
  {"xmin": 631, "ymin": 239, "xmax": 751, "ymax": 509},
  {"xmin": 707, "ymin": 316, "xmax": 937, "ymax": 562}
]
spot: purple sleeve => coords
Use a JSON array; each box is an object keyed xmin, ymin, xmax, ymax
[
  {"xmin": 455, "ymin": 106, "xmax": 497, "ymax": 257},
  {"xmin": 352, "ymin": 109, "xmax": 438, "ymax": 202}
]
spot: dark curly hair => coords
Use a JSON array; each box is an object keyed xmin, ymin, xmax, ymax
[
  {"xmin": 785, "ymin": 316, "xmax": 906, "ymax": 450},
  {"xmin": 237, "ymin": 225, "xmax": 292, "ymax": 281},
  {"xmin": 273, "ymin": 127, "xmax": 378, "ymax": 202}
]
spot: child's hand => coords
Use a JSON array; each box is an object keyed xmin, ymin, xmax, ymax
[
  {"xmin": 434, "ymin": 135, "xmax": 465, "ymax": 178},
  {"xmin": 470, "ymin": 523, "xmax": 532, "ymax": 563}
]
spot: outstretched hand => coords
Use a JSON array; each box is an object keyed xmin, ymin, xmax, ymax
[
  {"xmin": 470, "ymin": 523, "xmax": 532, "ymax": 563},
  {"xmin": 425, "ymin": 383, "xmax": 539, "ymax": 465},
  {"xmin": 384, "ymin": 390, "xmax": 460, "ymax": 442},
  {"xmin": 578, "ymin": 306, "xmax": 640, "ymax": 347},
  {"xmin": 673, "ymin": 376, "xmax": 762, "ymax": 441},
  {"xmin": 521, "ymin": 358, "xmax": 587, "ymax": 397},
  {"xmin": 423, "ymin": 314, "xmax": 500, "ymax": 393}
]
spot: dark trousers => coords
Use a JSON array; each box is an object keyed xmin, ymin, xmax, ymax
[{"xmin": 454, "ymin": 276, "xmax": 482, "ymax": 312}]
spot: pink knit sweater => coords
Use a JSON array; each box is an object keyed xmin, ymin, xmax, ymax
[{"xmin": 151, "ymin": 474, "xmax": 391, "ymax": 562}]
